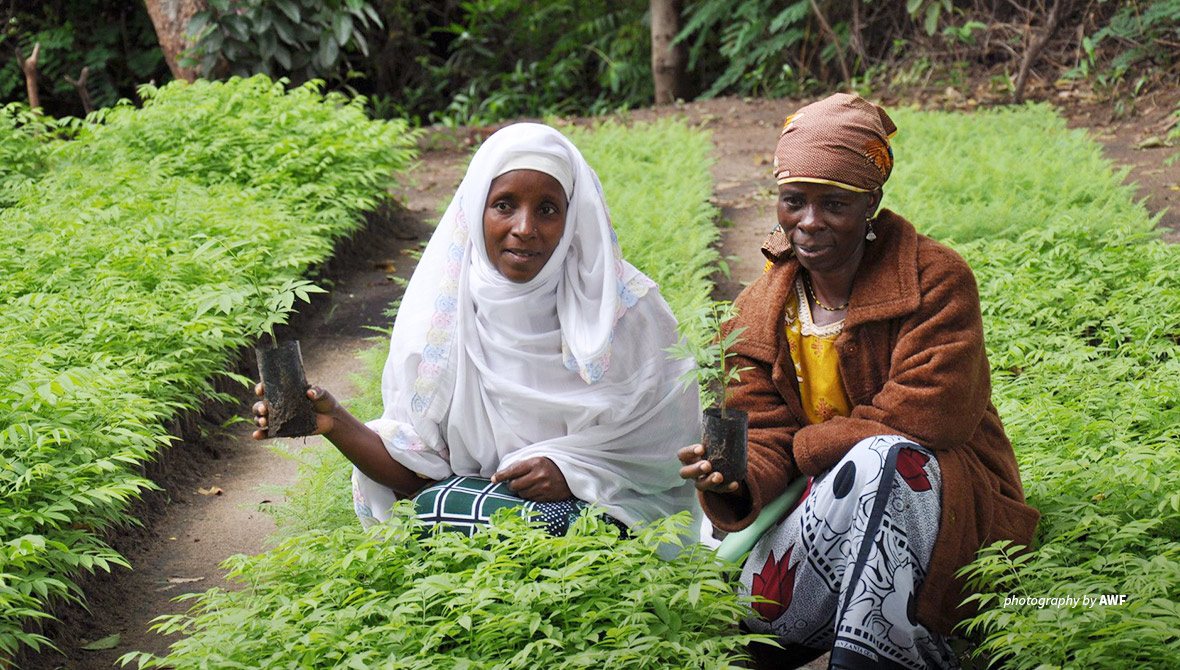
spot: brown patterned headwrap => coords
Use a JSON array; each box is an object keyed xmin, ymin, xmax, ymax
[{"xmin": 773, "ymin": 93, "xmax": 897, "ymax": 193}]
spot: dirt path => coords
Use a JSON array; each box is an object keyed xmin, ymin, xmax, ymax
[
  {"xmin": 1061, "ymin": 88, "xmax": 1180, "ymax": 241},
  {"xmin": 19, "ymin": 94, "xmax": 1178, "ymax": 669}
]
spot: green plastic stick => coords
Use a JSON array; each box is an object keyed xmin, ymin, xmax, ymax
[{"xmin": 715, "ymin": 477, "xmax": 808, "ymax": 564}]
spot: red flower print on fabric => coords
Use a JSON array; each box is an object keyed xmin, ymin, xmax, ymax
[
  {"xmin": 808, "ymin": 336, "xmax": 826, "ymax": 358},
  {"xmin": 752, "ymin": 547, "xmax": 796, "ymax": 621},
  {"xmin": 896, "ymin": 448, "xmax": 932, "ymax": 492},
  {"xmin": 814, "ymin": 397, "xmax": 838, "ymax": 422}
]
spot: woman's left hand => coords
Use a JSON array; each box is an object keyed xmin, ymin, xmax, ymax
[{"xmin": 492, "ymin": 457, "xmax": 572, "ymax": 502}]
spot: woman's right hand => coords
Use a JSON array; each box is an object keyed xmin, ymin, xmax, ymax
[
  {"xmin": 252, "ymin": 383, "xmax": 340, "ymax": 439},
  {"xmin": 677, "ymin": 444, "xmax": 743, "ymax": 494}
]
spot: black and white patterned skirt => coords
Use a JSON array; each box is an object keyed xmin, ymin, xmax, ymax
[{"xmin": 740, "ymin": 435, "xmax": 960, "ymax": 669}]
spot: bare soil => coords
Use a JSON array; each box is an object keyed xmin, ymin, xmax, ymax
[
  {"xmin": 1059, "ymin": 87, "xmax": 1180, "ymax": 241},
  {"xmin": 17, "ymin": 92, "xmax": 1179, "ymax": 670}
]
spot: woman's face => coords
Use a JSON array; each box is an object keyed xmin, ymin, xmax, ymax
[
  {"xmin": 777, "ymin": 182, "xmax": 881, "ymax": 278},
  {"xmin": 483, "ymin": 169, "xmax": 568, "ymax": 283}
]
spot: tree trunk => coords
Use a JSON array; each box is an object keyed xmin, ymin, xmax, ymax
[
  {"xmin": 1014, "ymin": 0, "xmax": 1068, "ymax": 103},
  {"xmin": 16, "ymin": 42, "xmax": 40, "ymax": 109},
  {"xmin": 142, "ymin": 0, "xmax": 206, "ymax": 82},
  {"xmin": 808, "ymin": 0, "xmax": 850, "ymax": 86},
  {"xmin": 66, "ymin": 67, "xmax": 94, "ymax": 114},
  {"xmin": 650, "ymin": 0, "xmax": 687, "ymax": 105}
]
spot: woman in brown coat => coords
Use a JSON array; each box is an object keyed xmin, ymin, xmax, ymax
[{"xmin": 678, "ymin": 94, "xmax": 1039, "ymax": 669}]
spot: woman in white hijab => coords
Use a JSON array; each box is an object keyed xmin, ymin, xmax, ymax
[{"xmin": 253, "ymin": 123, "xmax": 699, "ymax": 534}]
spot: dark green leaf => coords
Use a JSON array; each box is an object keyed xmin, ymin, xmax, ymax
[
  {"xmin": 273, "ymin": 15, "xmax": 296, "ymax": 44},
  {"xmin": 186, "ymin": 11, "xmax": 212, "ymax": 39},
  {"xmin": 924, "ymin": 3, "xmax": 941, "ymax": 35},
  {"xmin": 274, "ymin": 0, "xmax": 300, "ymax": 23},
  {"xmin": 274, "ymin": 43, "xmax": 293, "ymax": 69},
  {"xmin": 333, "ymin": 13, "xmax": 354, "ymax": 47},
  {"xmin": 319, "ymin": 35, "xmax": 340, "ymax": 69}
]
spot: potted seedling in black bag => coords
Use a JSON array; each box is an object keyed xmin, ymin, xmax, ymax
[
  {"xmin": 249, "ymin": 276, "xmax": 326, "ymax": 437},
  {"xmin": 667, "ymin": 300, "xmax": 751, "ymax": 483},
  {"xmin": 193, "ymin": 238, "xmax": 325, "ymax": 438}
]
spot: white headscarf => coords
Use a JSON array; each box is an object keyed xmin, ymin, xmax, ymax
[{"xmin": 358, "ymin": 122, "xmax": 699, "ymax": 527}]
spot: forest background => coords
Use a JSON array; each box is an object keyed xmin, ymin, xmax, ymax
[{"xmin": 4, "ymin": 0, "xmax": 1180, "ymax": 125}]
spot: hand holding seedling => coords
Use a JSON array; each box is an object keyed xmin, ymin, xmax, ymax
[
  {"xmin": 492, "ymin": 457, "xmax": 572, "ymax": 502},
  {"xmin": 677, "ymin": 444, "xmax": 745, "ymax": 494},
  {"xmin": 252, "ymin": 383, "xmax": 338, "ymax": 439},
  {"xmin": 253, "ymin": 382, "xmax": 434, "ymax": 498}
]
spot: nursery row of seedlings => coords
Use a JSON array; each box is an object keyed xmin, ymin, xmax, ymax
[
  {"xmin": 889, "ymin": 105, "xmax": 1180, "ymax": 668},
  {"xmin": 0, "ymin": 76, "xmax": 417, "ymax": 660}
]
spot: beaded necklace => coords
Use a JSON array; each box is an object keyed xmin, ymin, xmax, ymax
[{"xmin": 802, "ymin": 272, "xmax": 849, "ymax": 312}]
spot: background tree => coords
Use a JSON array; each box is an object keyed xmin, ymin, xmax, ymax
[
  {"xmin": 650, "ymin": 0, "xmax": 687, "ymax": 104},
  {"xmin": 143, "ymin": 0, "xmax": 206, "ymax": 81}
]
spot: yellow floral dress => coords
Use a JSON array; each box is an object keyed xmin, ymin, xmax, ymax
[{"xmin": 784, "ymin": 278, "xmax": 852, "ymax": 424}]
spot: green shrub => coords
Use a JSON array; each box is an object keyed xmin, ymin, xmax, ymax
[
  {"xmin": 76, "ymin": 76, "xmax": 407, "ymax": 234},
  {"xmin": 889, "ymin": 104, "xmax": 1180, "ymax": 668},
  {"xmin": 0, "ymin": 76, "xmax": 416, "ymax": 657},
  {"xmin": 433, "ymin": 1, "xmax": 652, "ymax": 125},
  {"xmin": 0, "ymin": 103, "xmax": 56, "ymax": 207},
  {"xmin": 184, "ymin": 0, "xmax": 382, "ymax": 84},
  {"xmin": 677, "ymin": 0, "xmax": 817, "ymax": 99},
  {"xmin": 124, "ymin": 506, "xmax": 760, "ymax": 670}
]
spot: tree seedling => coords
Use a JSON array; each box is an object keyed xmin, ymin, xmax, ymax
[
  {"xmin": 667, "ymin": 300, "xmax": 751, "ymax": 482},
  {"xmin": 192, "ymin": 237, "xmax": 325, "ymax": 437}
]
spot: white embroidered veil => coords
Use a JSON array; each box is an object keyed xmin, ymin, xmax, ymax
[{"xmin": 358, "ymin": 123, "xmax": 699, "ymax": 527}]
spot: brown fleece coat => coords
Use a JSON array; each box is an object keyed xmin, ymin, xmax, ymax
[{"xmin": 700, "ymin": 209, "xmax": 1039, "ymax": 635}]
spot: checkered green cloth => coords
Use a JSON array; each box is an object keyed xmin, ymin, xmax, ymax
[{"xmin": 412, "ymin": 476, "xmax": 625, "ymax": 536}]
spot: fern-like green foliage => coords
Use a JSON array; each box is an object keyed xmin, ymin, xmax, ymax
[
  {"xmin": 0, "ymin": 75, "xmax": 417, "ymax": 658},
  {"xmin": 888, "ymin": 104, "xmax": 1150, "ymax": 243},
  {"xmin": 0, "ymin": 103, "xmax": 56, "ymax": 208},
  {"xmin": 666, "ymin": 301, "xmax": 748, "ymax": 414},
  {"xmin": 889, "ymin": 104, "xmax": 1180, "ymax": 667},
  {"xmin": 124, "ymin": 506, "xmax": 762, "ymax": 670}
]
